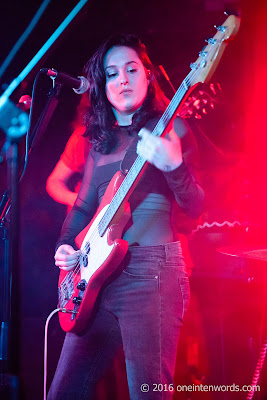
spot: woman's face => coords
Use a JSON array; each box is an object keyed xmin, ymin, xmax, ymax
[{"xmin": 104, "ymin": 46, "xmax": 149, "ymax": 118}]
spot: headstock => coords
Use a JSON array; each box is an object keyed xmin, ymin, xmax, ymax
[{"xmin": 190, "ymin": 15, "xmax": 240, "ymax": 86}]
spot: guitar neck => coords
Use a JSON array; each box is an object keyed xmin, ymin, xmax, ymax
[{"xmin": 151, "ymin": 70, "xmax": 195, "ymax": 137}]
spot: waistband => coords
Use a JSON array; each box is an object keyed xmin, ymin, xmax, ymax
[{"xmin": 128, "ymin": 241, "xmax": 183, "ymax": 264}]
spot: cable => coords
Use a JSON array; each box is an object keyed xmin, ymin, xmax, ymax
[
  {"xmin": 43, "ymin": 308, "xmax": 61, "ymax": 400},
  {"xmin": 43, "ymin": 307, "xmax": 75, "ymax": 400}
]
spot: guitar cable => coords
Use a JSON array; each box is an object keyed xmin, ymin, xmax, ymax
[{"xmin": 43, "ymin": 307, "xmax": 75, "ymax": 400}]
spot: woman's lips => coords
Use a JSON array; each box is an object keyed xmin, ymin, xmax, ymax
[{"xmin": 120, "ymin": 89, "xmax": 133, "ymax": 94}]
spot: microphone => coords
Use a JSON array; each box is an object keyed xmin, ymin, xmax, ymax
[{"xmin": 40, "ymin": 68, "xmax": 89, "ymax": 94}]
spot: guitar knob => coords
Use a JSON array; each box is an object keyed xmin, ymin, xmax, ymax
[
  {"xmin": 73, "ymin": 297, "xmax": 82, "ymax": 305},
  {"xmin": 77, "ymin": 280, "xmax": 86, "ymax": 291}
]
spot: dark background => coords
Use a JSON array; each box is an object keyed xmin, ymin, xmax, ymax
[{"xmin": 0, "ymin": 0, "xmax": 267, "ymax": 399}]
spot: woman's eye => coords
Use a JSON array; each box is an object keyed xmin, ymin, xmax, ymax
[
  {"xmin": 128, "ymin": 68, "xmax": 137, "ymax": 74},
  {"xmin": 107, "ymin": 72, "xmax": 117, "ymax": 79}
]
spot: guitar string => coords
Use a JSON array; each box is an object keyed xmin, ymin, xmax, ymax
[{"xmin": 59, "ymin": 31, "xmax": 225, "ymax": 296}]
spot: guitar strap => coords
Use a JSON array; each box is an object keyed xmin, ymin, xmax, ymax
[{"xmin": 120, "ymin": 135, "xmax": 139, "ymax": 175}]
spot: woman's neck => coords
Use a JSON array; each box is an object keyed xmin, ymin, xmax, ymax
[{"xmin": 112, "ymin": 108, "xmax": 134, "ymax": 126}]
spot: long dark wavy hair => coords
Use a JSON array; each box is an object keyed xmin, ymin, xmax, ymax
[{"xmin": 83, "ymin": 34, "xmax": 169, "ymax": 154}]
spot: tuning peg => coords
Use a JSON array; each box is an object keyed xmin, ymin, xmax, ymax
[
  {"xmin": 190, "ymin": 62, "xmax": 198, "ymax": 70},
  {"xmin": 205, "ymin": 38, "xmax": 217, "ymax": 45},
  {"xmin": 199, "ymin": 50, "xmax": 207, "ymax": 57},
  {"xmin": 214, "ymin": 25, "xmax": 226, "ymax": 32}
]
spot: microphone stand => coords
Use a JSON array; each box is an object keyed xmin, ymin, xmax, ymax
[
  {"xmin": 0, "ymin": 134, "xmax": 23, "ymax": 399},
  {"xmin": 0, "ymin": 81, "xmax": 62, "ymax": 398}
]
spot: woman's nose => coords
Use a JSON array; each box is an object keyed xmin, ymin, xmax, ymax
[{"xmin": 120, "ymin": 71, "xmax": 129, "ymax": 85}]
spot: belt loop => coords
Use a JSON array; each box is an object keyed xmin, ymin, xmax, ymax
[
  {"xmin": 165, "ymin": 241, "xmax": 182, "ymax": 263},
  {"xmin": 164, "ymin": 243, "xmax": 168, "ymax": 263}
]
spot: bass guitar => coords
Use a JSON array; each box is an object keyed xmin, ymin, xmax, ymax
[{"xmin": 58, "ymin": 15, "xmax": 240, "ymax": 333}]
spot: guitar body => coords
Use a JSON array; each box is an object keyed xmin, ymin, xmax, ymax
[{"xmin": 58, "ymin": 171, "xmax": 131, "ymax": 333}]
